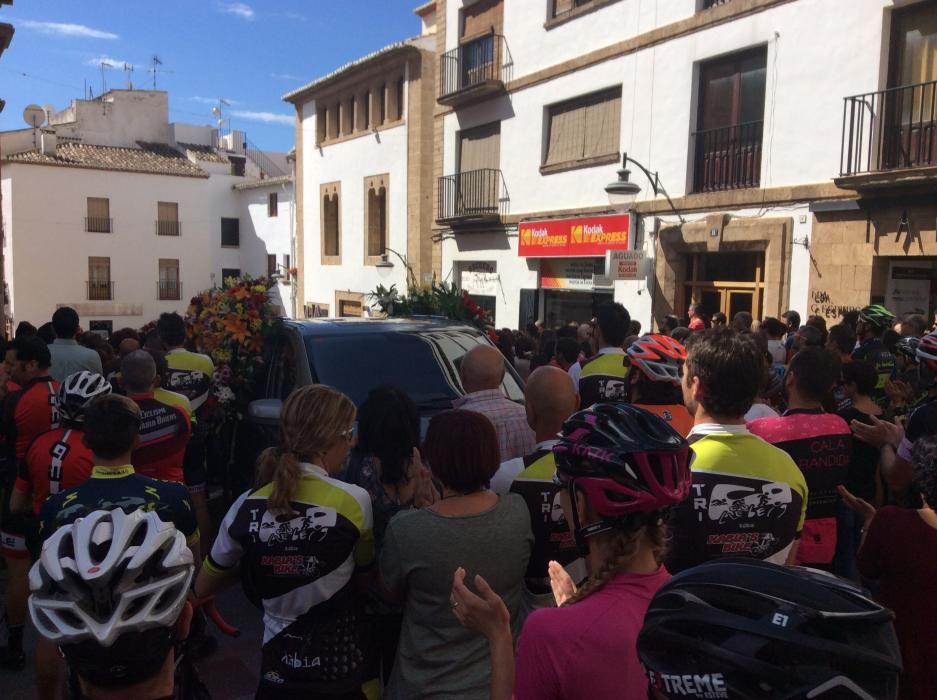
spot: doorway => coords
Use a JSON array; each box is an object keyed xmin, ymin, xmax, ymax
[{"xmin": 683, "ymin": 252, "xmax": 765, "ymax": 320}]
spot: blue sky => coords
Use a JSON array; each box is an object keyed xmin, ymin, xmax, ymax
[{"xmin": 0, "ymin": 0, "xmax": 424, "ymax": 152}]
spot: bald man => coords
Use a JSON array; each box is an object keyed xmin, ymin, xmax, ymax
[
  {"xmin": 455, "ymin": 345, "xmax": 534, "ymax": 461},
  {"xmin": 490, "ymin": 366, "xmax": 582, "ymax": 611}
]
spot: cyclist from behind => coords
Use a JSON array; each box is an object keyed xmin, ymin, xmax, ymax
[
  {"xmin": 625, "ymin": 334, "xmax": 694, "ymax": 437},
  {"xmin": 573, "ymin": 302, "xmax": 631, "ymax": 407},
  {"xmin": 29, "ymin": 509, "xmax": 196, "ymax": 700},
  {"xmin": 852, "ymin": 304, "xmax": 897, "ymax": 406},
  {"xmin": 637, "ymin": 557, "xmax": 902, "ymax": 699}
]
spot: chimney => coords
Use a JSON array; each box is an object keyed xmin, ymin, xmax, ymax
[{"xmin": 39, "ymin": 128, "xmax": 57, "ymax": 156}]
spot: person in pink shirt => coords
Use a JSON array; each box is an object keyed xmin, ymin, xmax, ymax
[
  {"xmin": 687, "ymin": 303, "xmax": 706, "ymax": 331},
  {"xmin": 450, "ymin": 403, "xmax": 691, "ymax": 700}
]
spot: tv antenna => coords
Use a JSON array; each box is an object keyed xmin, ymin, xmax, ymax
[
  {"xmin": 149, "ymin": 55, "xmax": 163, "ymax": 89},
  {"xmin": 211, "ymin": 98, "xmax": 231, "ymax": 131},
  {"xmin": 123, "ymin": 62, "xmax": 134, "ymax": 89},
  {"xmin": 99, "ymin": 60, "xmax": 113, "ymax": 95}
]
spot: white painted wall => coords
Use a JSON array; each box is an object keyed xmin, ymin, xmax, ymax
[
  {"xmin": 239, "ymin": 181, "xmax": 295, "ymax": 316},
  {"xmin": 441, "ymin": 0, "xmax": 895, "ymax": 327},
  {"xmin": 300, "ymin": 101, "xmax": 410, "ymax": 312},
  {"xmin": 1, "ymin": 162, "xmax": 276, "ymax": 327},
  {"xmin": 49, "ymin": 91, "xmax": 172, "ymax": 148}
]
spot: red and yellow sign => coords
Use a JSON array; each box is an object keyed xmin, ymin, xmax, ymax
[{"xmin": 518, "ymin": 213, "xmax": 631, "ymax": 257}]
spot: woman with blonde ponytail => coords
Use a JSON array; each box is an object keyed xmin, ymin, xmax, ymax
[
  {"xmin": 195, "ymin": 385, "xmax": 379, "ymax": 700},
  {"xmin": 450, "ymin": 404, "xmax": 691, "ymax": 700}
]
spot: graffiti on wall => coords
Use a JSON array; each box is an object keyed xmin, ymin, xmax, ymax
[{"xmin": 809, "ymin": 290, "xmax": 861, "ymax": 320}]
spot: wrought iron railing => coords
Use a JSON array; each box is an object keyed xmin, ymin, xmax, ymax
[
  {"xmin": 439, "ymin": 34, "xmax": 510, "ymax": 99},
  {"xmin": 156, "ymin": 220, "xmax": 181, "ymax": 236},
  {"xmin": 246, "ymin": 137, "xmax": 288, "ymax": 179},
  {"xmin": 85, "ymin": 217, "xmax": 112, "ymax": 233},
  {"xmin": 86, "ymin": 280, "xmax": 114, "ymax": 301},
  {"xmin": 840, "ymin": 80, "xmax": 937, "ymax": 176},
  {"xmin": 158, "ymin": 280, "xmax": 181, "ymax": 300},
  {"xmin": 437, "ymin": 168, "xmax": 507, "ymax": 223},
  {"xmin": 692, "ymin": 120, "xmax": 763, "ymax": 192}
]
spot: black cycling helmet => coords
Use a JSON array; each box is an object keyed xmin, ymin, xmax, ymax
[
  {"xmin": 553, "ymin": 404, "xmax": 690, "ymax": 549},
  {"xmin": 858, "ymin": 304, "xmax": 896, "ymax": 331},
  {"xmin": 894, "ymin": 335, "xmax": 920, "ymax": 361},
  {"xmin": 638, "ymin": 558, "xmax": 902, "ymax": 700}
]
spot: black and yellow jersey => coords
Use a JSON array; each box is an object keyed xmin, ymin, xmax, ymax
[
  {"xmin": 205, "ymin": 462, "xmax": 376, "ymax": 697},
  {"xmin": 165, "ymin": 349, "xmax": 214, "ymax": 412},
  {"xmin": 37, "ymin": 464, "xmax": 199, "ymax": 550},
  {"xmin": 578, "ymin": 349, "xmax": 630, "ymax": 407},
  {"xmin": 666, "ymin": 424, "xmax": 808, "ymax": 574}
]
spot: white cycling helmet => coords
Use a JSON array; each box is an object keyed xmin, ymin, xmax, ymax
[
  {"xmin": 58, "ymin": 371, "xmax": 112, "ymax": 423},
  {"xmin": 29, "ymin": 508, "xmax": 193, "ymax": 648}
]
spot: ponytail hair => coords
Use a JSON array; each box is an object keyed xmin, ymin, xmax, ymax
[{"xmin": 256, "ymin": 384, "xmax": 356, "ymax": 514}]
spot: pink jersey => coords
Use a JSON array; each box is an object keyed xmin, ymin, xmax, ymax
[{"xmin": 514, "ymin": 566, "xmax": 670, "ymax": 700}]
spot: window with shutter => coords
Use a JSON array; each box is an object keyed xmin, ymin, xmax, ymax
[
  {"xmin": 86, "ymin": 197, "xmax": 111, "ymax": 233},
  {"xmin": 157, "ymin": 202, "xmax": 179, "ymax": 236},
  {"xmin": 364, "ymin": 174, "xmax": 389, "ymax": 262},
  {"xmin": 88, "ymin": 257, "xmax": 112, "ymax": 300},
  {"xmin": 321, "ymin": 182, "xmax": 341, "ymax": 263},
  {"xmin": 158, "ymin": 259, "xmax": 180, "ymax": 300},
  {"xmin": 542, "ymin": 88, "xmax": 621, "ymax": 170}
]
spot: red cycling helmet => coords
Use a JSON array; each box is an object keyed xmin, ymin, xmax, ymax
[
  {"xmin": 626, "ymin": 334, "xmax": 688, "ymax": 386},
  {"xmin": 918, "ymin": 330, "xmax": 937, "ymax": 372},
  {"xmin": 553, "ymin": 404, "xmax": 690, "ymax": 546}
]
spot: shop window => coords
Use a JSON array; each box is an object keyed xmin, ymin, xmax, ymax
[
  {"xmin": 321, "ymin": 182, "xmax": 341, "ymax": 263},
  {"xmin": 365, "ymin": 175, "xmax": 389, "ymax": 262},
  {"xmin": 693, "ymin": 47, "xmax": 766, "ymax": 192},
  {"xmin": 542, "ymin": 87, "xmax": 621, "ymax": 172}
]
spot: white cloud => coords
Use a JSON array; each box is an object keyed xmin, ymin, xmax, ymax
[
  {"xmin": 20, "ymin": 20, "xmax": 119, "ymax": 40},
  {"xmin": 231, "ymin": 110, "xmax": 293, "ymax": 126},
  {"xmin": 221, "ymin": 3, "xmax": 254, "ymax": 20},
  {"xmin": 86, "ymin": 56, "xmax": 133, "ymax": 69},
  {"xmin": 191, "ymin": 96, "xmax": 239, "ymax": 106},
  {"xmin": 270, "ymin": 73, "xmax": 304, "ymax": 82}
]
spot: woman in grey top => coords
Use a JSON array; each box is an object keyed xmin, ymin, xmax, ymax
[{"xmin": 380, "ymin": 409, "xmax": 532, "ymax": 699}]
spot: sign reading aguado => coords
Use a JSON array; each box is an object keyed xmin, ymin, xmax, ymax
[{"xmin": 518, "ymin": 213, "xmax": 631, "ymax": 257}]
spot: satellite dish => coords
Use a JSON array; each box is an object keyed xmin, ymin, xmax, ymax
[
  {"xmin": 23, "ymin": 104, "xmax": 46, "ymax": 128},
  {"xmin": 211, "ymin": 107, "xmax": 221, "ymax": 116}
]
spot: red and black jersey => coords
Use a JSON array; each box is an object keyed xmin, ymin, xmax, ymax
[
  {"xmin": 2, "ymin": 376, "xmax": 60, "ymax": 461},
  {"xmin": 127, "ymin": 392, "xmax": 191, "ymax": 483},
  {"xmin": 16, "ymin": 427, "xmax": 94, "ymax": 514}
]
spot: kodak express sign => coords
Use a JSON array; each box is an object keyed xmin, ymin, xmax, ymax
[{"xmin": 518, "ymin": 213, "xmax": 631, "ymax": 257}]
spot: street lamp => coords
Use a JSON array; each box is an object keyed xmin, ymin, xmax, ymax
[{"xmin": 604, "ymin": 152, "xmax": 685, "ymax": 223}]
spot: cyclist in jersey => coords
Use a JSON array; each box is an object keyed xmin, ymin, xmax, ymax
[
  {"xmin": 490, "ymin": 366, "xmax": 582, "ymax": 613},
  {"xmin": 625, "ymin": 334, "xmax": 694, "ymax": 437},
  {"xmin": 29, "ymin": 509, "xmax": 196, "ymax": 700},
  {"xmin": 667, "ymin": 328, "xmax": 808, "ymax": 573},
  {"xmin": 121, "ymin": 350, "xmax": 191, "ymax": 482},
  {"xmin": 574, "ymin": 301, "xmax": 631, "ymax": 407},
  {"xmin": 151, "ymin": 348, "xmax": 194, "ymax": 420},
  {"xmin": 748, "ymin": 347, "xmax": 851, "ymax": 569},
  {"xmin": 852, "ymin": 304, "xmax": 897, "ymax": 407},
  {"xmin": 450, "ymin": 403, "xmax": 691, "ymax": 700},
  {"xmin": 1, "ymin": 336, "xmax": 60, "ymax": 670},
  {"xmin": 12, "ymin": 371, "xmax": 111, "ymax": 515},
  {"xmin": 886, "ymin": 335, "xmax": 923, "ymax": 418},
  {"xmin": 637, "ymin": 558, "xmax": 902, "ymax": 699},
  {"xmin": 195, "ymin": 384, "xmax": 377, "ymax": 700},
  {"xmin": 158, "ymin": 312, "xmax": 214, "ymax": 545}
]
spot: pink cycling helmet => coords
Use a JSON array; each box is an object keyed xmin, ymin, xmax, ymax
[{"xmin": 553, "ymin": 403, "xmax": 691, "ymax": 525}]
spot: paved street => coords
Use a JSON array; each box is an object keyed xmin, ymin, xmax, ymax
[{"xmin": 0, "ymin": 579, "xmax": 265, "ymax": 699}]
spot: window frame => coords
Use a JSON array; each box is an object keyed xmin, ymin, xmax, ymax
[
  {"xmin": 268, "ymin": 192, "xmax": 279, "ymax": 218},
  {"xmin": 158, "ymin": 258, "xmax": 181, "ymax": 301},
  {"xmin": 363, "ymin": 174, "xmax": 389, "ymax": 265},
  {"xmin": 88, "ymin": 256, "xmax": 112, "ymax": 300},
  {"xmin": 540, "ymin": 86, "xmax": 622, "ymax": 174},
  {"xmin": 156, "ymin": 201, "xmax": 180, "ymax": 236},
  {"xmin": 86, "ymin": 197, "xmax": 111, "ymax": 233},
  {"xmin": 545, "ymin": 0, "xmax": 623, "ymax": 30},
  {"xmin": 320, "ymin": 181, "xmax": 342, "ymax": 266},
  {"xmin": 220, "ymin": 217, "xmax": 240, "ymax": 248},
  {"xmin": 221, "ymin": 268, "xmax": 242, "ymax": 286}
]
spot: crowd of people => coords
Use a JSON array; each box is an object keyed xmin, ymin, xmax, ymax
[{"xmin": 1, "ymin": 298, "xmax": 936, "ymax": 699}]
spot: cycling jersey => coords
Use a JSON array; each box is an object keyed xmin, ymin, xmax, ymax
[
  {"xmin": 154, "ymin": 386, "xmax": 194, "ymax": 422},
  {"xmin": 37, "ymin": 464, "xmax": 198, "ymax": 550},
  {"xmin": 2, "ymin": 376, "xmax": 60, "ymax": 461},
  {"xmin": 204, "ymin": 462, "xmax": 375, "ymax": 696},
  {"xmin": 666, "ymin": 424, "xmax": 807, "ymax": 574},
  {"xmin": 633, "ymin": 403, "xmax": 694, "ymax": 437},
  {"xmin": 15, "ymin": 427, "xmax": 94, "ymax": 514},
  {"xmin": 578, "ymin": 348, "xmax": 630, "ymax": 407},
  {"xmin": 165, "ymin": 349, "xmax": 214, "ymax": 412},
  {"xmin": 508, "ymin": 445, "xmax": 579, "ymax": 599},
  {"xmin": 897, "ymin": 395, "xmax": 937, "ymax": 463},
  {"xmin": 747, "ymin": 409, "xmax": 851, "ymax": 565},
  {"xmin": 852, "ymin": 338, "xmax": 895, "ymax": 407},
  {"xmin": 127, "ymin": 392, "xmax": 191, "ymax": 483}
]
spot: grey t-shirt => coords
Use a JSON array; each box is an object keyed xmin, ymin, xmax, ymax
[{"xmin": 380, "ymin": 494, "xmax": 532, "ymax": 700}]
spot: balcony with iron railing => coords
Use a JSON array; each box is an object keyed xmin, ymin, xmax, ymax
[
  {"xmin": 86, "ymin": 280, "xmax": 114, "ymax": 301},
  {"xmin": 156, "ymin": 219, "xmax": 182, "ymax": 236},
  {"xmin": 692, "ymin": 120, "xmax": 763, "ymax": 193},
  {"xmin": 439, "ymin": 34, "xmax": 512, "ymax": 108},
  {"xmin": 85, "ymin": 217, "xmax": 112, "ymax": 233},
  {"xmin": 158, "ymin": 280, "xmax": 182, "ymax": 301},
  {"xmin": 839, "ymin": 80, "xmax": 937, "ymax": 185},
  {"xmin": 437, "ymin": 168, "xmax": 508, "ymax": 226}
]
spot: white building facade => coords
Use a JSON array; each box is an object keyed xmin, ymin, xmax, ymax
[
  {"xmin": 434, "ymin": 0, "xmax": 937, "ymax": 330},
  {"xmin": 285, "ymin": 27, "xmax": 439, "ymax": 318},
  {"xmin": 0, "ymin": 90, "xmax": 294, "ymax": 333}
]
